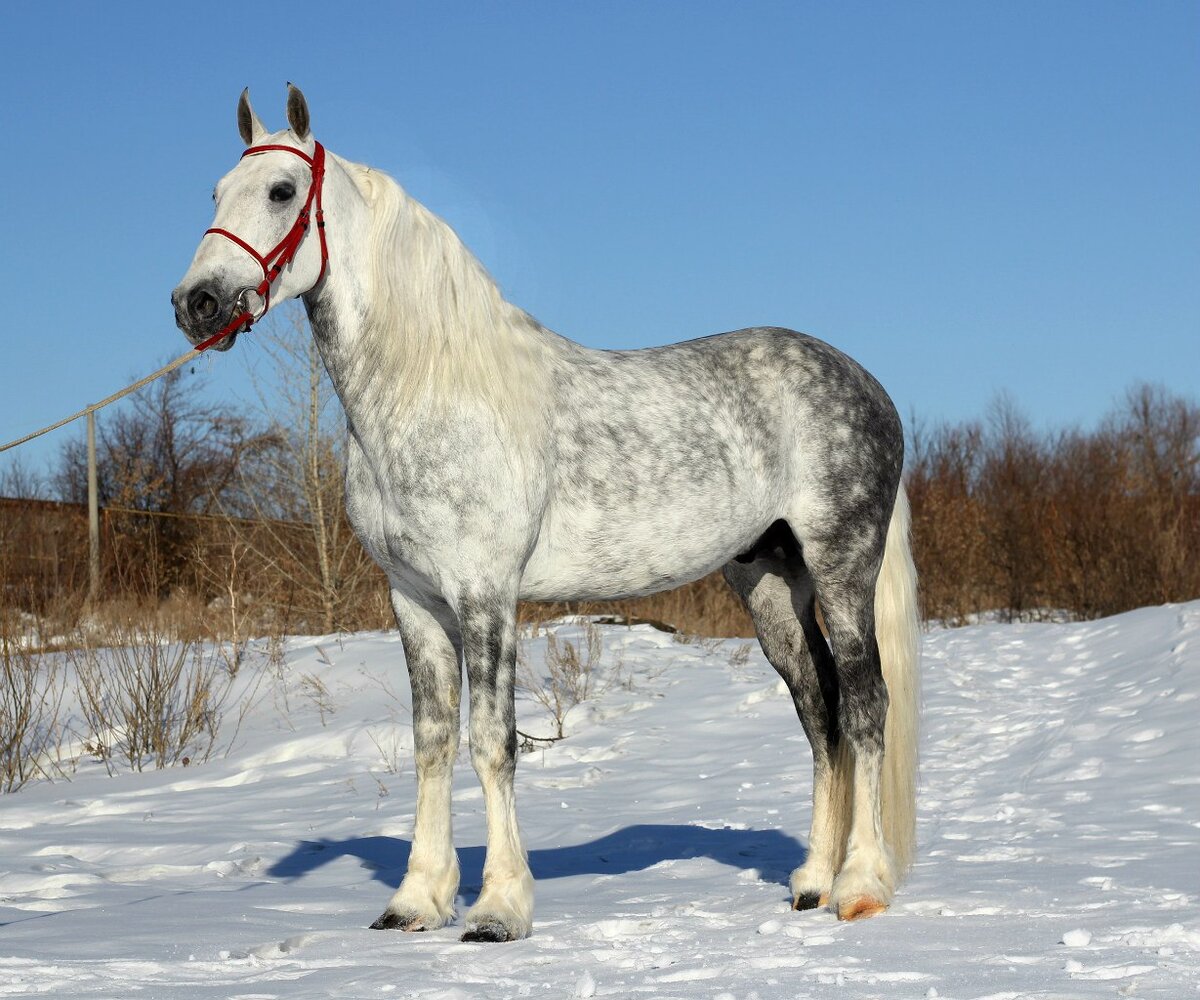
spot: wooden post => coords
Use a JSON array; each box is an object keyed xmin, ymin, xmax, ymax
[{"xmin": 87, "ymin": 409, "xmax": 100, "ymax": 605}]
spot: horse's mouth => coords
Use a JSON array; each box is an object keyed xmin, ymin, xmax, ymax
[
  {"xmin": 209, "ymin": 329, "xmax": 239, "ymax": 352},
  {"xmin": 210, "ymin": 297, "xmax": 257, "ymax": 350},
  {"xmin": 174, "ymin": 287, "xmax": 259, "ymax": 351},
  {"xmin": 201, "ymin": 303, "xmax": 258, "ymax": 351},
  {"xmin": 178, "ymin": 314, "xmax": 241, "ymax": 351}
]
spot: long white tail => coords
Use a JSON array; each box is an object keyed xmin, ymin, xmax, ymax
[{"xmin": 874, "ymin": 484, "xmax": 921, "ymax": 876}]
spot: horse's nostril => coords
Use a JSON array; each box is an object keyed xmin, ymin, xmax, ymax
[{"xmin": 188, "ymin": 287, "xmax": 220, "ymax": 321}]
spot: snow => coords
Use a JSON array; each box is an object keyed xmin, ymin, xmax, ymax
[{"xmin": 2, "ymin": 603, "xmax": 1198, "ymax": 998}]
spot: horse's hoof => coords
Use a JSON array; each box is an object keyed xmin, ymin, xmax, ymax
[
  {"xmin": 461, "ymin": 921, "xmax": 517, "ymax": 943},
  {"xmin": 369, "ymin": 911, "xmax": 427, "ymax": 931},
  {"xmin": 836, "ymin": 896, "xmax": 888, "ymax": 921}
]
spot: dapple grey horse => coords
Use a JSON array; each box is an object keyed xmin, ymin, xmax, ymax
[{"xmin": 173, "ymin": 86, "xmax": 920, "ymax": 942}]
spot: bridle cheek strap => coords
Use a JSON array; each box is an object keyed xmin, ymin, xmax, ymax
[{"xmin": 196, "ymin": 141, "xmax": 328, "ymax": 351}]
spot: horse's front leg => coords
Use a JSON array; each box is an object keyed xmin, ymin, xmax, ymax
[
  {"xmin": 458, "ymin": 592, "xmax": 534, "ymax": 942},
  {"xmin": 371, "ymin": 589, "xmax": 462, "ymax": 932}
]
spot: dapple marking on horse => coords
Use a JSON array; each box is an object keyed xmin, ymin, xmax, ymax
[{"xmin": 172, "ymin": 86, "xmax": 921, "ymax": 942}]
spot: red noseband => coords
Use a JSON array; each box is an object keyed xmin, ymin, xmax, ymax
[{"xmin": 194, "ymin": 141, "xmax": 328, "ymax": 352}]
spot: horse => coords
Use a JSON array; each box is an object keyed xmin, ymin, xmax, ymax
[{"xmin": 172, "ymin": 85, "xmax": 920, "ymax": 943}]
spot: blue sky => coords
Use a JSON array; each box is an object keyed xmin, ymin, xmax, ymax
[{"xmin": 1, "ymin": 2, "xmax": 1196, "ymax": 477}]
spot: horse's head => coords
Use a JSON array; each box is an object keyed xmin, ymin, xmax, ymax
[{"xmin": 172, "ymin": 85, "xmax": 327, "ymax": 350}]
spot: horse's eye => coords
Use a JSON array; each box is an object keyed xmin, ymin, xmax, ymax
[{"xmin": 270, "ymin": 182, "xmax": 296, "ymax": 203}]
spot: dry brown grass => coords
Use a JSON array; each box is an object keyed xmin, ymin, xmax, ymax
[{"xmin": 518, "ymin": 571, "xmax": 753, "ymax": 638}]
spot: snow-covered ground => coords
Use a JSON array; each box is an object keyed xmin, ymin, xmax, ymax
[{"xmin": 2, "ymin": 603, "xmax": 1198, "ymax": 999}]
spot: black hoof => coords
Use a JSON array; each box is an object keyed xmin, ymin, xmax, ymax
[
  {"xmin": 369, "ymin": 911, "xmax": 425, "ymax": 931},
  {"xmin": 793, "ymin": 892, "xmax": 823, "ymax": 911},
  {"xmin": 461, "ymin": 921, "xmax": 514, "ymax": 943}
]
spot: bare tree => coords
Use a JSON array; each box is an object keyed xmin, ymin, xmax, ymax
[
  {"xmin": 0, "ymin": 454, "xmax": 48, "ymax": 501},
  {"xmin": 225, "ymin": 304, "xmax": 381, "ymax": 632},
  {"xmin": 52, "ymin": 365, "xmax": 261, "ymax": 597}
]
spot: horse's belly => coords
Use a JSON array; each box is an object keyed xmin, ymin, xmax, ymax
[{"xmin": 519, "ymin": 486, "xmax": 776, "ymax": 601}]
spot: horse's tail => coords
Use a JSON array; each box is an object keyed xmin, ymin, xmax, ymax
[{"xmin": 874, "ymin": 483, "xmax": 921, "ymax": 877}]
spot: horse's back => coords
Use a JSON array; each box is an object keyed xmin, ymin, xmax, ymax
[{"xmin": 519, "ymin": 327, "xmax": 902, "ymax": 602}]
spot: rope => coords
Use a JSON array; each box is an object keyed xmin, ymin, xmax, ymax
[{"xmin": 0, "ymin": 348, "xmax": 204, "ymax": 454}]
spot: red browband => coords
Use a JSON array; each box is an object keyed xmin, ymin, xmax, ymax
[{"xmin": 194, "ymin": 141, "xmax": 328, "ymax": 352}]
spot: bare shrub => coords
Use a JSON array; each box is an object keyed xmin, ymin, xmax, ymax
[
  {"xmin": 517, "ymin": 622, "xmax": 604, "ymax": 741},
  {"xmin": 1, "ymin": 609, "xmax": 70, "ymax": 792},
  {"xmin": 908, "ymin": 384, "xmax": 1199, "ymax": 623},
  {"xmin": 975, "ymin": 397, "xmax": 1053, "ymax": 620},
  {"xmin": 68, "ymin": 622, "xmax": 234, "ymax": 773},
  {"xmin": 368, "ymin": 727, "xmax": 406, "ymax": 776},
  {"xmin": 727, "ymin": 641, "xmax": 755, "ymax": 675},
  {"xmin": 907, "ymin": 418, "xmax": 989, "ymax": 624},
  {"xmin": 299, "ymin": 671, "xmax": 335, "ymax": 726}
]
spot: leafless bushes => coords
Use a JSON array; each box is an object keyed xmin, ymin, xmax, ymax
[
  {"xmin": 67, "ymin": 623, "xmax": 234, "ymax": 773},
  {"xmin": 517, "ymin": 622, "xmax": 605, "ymax": 740},
  {"xmin": 909, "ymin": 385, "xmax": 1199, "ymax": 623},
  {"xmin": 0, "ymin": 608, "xmax": 69, "ymax": 791},
  {"xmin": 0, "ymin": 602, "xmax": 251, "ymax": 790}
]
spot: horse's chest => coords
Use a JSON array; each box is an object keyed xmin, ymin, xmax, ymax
[
  {"xmin": 346, "ymin": 455, "xmax": 457, "ymax": 572},
  {"xmin": 344, "ymin": 424, "xmax": 545, "ymax": 591}
]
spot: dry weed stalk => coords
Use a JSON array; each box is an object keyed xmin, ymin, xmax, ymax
[
  {"xmin": 299, "ymin": 672, "xmax": 335, "ymax": 726},
  {"xmin": 517, "ymin": 622, "xmax": 604, "ymax": 741}
]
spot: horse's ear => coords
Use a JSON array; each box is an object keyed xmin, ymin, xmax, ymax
[
  {"xmin": 286, "ymin": 83, "xmax": 311, "ymax": 140},
  {"xmin": 237, "ymin": 88, "xmax": 267, "ymax": 146}
]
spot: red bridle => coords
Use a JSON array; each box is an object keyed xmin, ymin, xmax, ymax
[{"xmin": 193, "ymin": 141, "xmax": 328, "ymax": 352}]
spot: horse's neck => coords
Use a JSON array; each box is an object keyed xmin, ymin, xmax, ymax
[{"xmin": 303, "ymin": 163, "xmax": 557, "ymax": 449}]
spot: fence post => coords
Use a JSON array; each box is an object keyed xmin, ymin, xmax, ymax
[{"xmin": 87, "ymin": 410, "xmax": 100, "ymax": 604}]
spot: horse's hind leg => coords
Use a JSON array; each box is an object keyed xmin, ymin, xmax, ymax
[
  {"xmin": 800, "ymin": 529, "xmax": 898, "ymax": 921},
  {"xmin": 371, "ymin": 589, "xmax": 463, "ymax": 932},
  {"xmin": 723, "ymin": 532, "xmax": 852, "ymax": 912}
]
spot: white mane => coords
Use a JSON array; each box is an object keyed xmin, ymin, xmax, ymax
[{"xmin": 341, "ymin": 159, "xmax": 554, "ymax": 438}]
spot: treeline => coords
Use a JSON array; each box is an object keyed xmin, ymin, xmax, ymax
[
  {"xmin": 907, "ymin": 386, "xmax": 1199, "ymax": 624},
  {"xmin": 1, "ymin": 319, "xmax": 1196, "ymax": 637},
  {"xmin": 2, "ymin": 312, "xmax": 387, "ymax": 637}
]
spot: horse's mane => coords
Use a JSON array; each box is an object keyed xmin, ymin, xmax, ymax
[{"xmin": 340, "ymin": 158, "xmax": 553, "ymax": 438}]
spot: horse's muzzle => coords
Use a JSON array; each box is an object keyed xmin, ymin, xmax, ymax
[{"xmin": 171, "ymin": 283, "xmax": 240, "ymax": 351}]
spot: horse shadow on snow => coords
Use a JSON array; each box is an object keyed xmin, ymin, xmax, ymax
[{"xmin": 268, "ymin": 824, "xmax": 805, "ymax": 906}]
